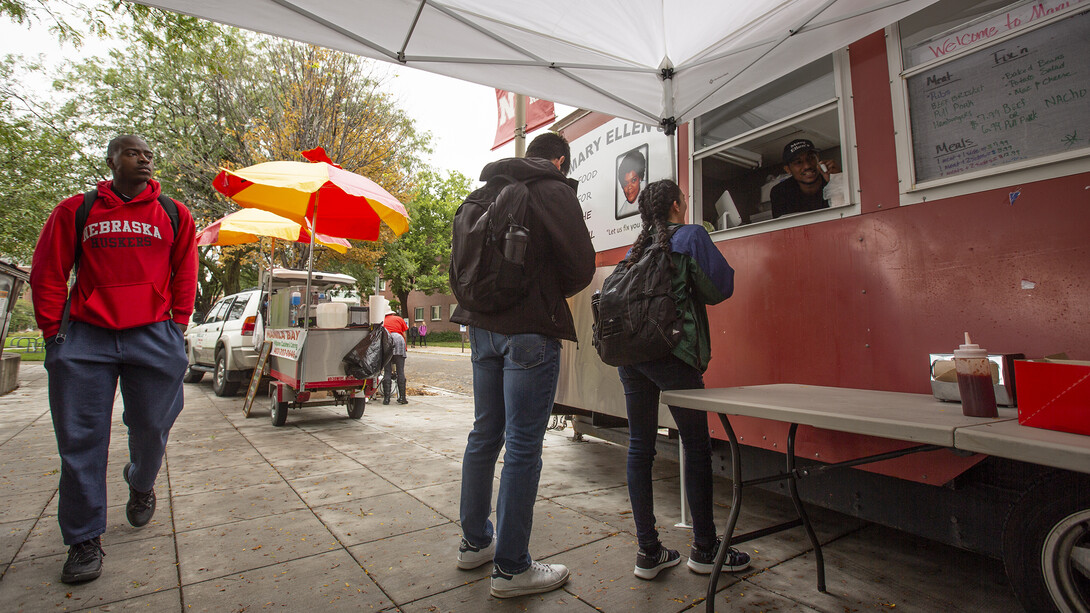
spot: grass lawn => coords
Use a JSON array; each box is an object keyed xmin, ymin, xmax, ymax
[{"xmin": 3, "ymin": 332, "xmax": 45, "ymax": 361}]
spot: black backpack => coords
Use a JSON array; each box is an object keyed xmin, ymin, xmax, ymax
[
  {"xmin": 448, "ymin": 175, "xmax": 534, "ymax": 313},
  {"xmin": 592, "ymin": 227, "xmax": 683, "ymax": 367}
]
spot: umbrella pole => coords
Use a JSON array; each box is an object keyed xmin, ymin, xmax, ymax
[
  {"xmin": 303, "ymin": 195, "xmax": 318, "ymax": 331},
  {"xmin": 267, "ymin": 237, "xmax": 275, "ymax": 324}
]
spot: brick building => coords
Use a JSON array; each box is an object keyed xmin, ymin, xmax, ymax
[{"xmin": 373, "ymin": 280, "xmax": 461, "ymax": 335}]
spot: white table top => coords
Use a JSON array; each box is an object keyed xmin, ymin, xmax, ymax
[
  {"xmin": 660, "ymin": 384, "xmax": 1087, "ymax": 474},
  {"xmin": 955, "ymin": 419, "xmax": 1090, "ymax": 474}
]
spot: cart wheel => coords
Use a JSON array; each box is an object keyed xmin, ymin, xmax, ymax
[
  {"xmin": 270, "ymin": 392, "xmax": 288, "ymax": 427},
  {"xmin": 347, "ymin": 397, "xmax": 366, "ymax": 419},
  {"xmin": 1002, "ymin": 471, "xmax": 1090, "ymax": 613}
]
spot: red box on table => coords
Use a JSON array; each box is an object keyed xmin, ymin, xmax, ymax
[{"xmin": 1013, "ymin": 359, "xmax": 1090, "ymax": 437}]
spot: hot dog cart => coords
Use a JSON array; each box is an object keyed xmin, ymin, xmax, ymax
[{"xmin": 262, "ymin": 268, "xmax": 386, "ymax": 427}]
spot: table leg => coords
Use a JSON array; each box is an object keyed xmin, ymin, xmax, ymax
[
  {"xmin": 706, "ymin": 413, "xmax": 744, "ymax": 612},
  {"xmin": 787, "ymin": 423, "xmax": 827, "ymax": 592}
]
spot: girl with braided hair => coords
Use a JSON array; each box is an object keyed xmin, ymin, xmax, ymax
[{"xmin": 618, "ymin": 179, "xmax": 748, "ymax": 581}]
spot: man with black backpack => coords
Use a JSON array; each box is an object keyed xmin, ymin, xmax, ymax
[
  {"xmin": 449, "ymin": 132, "xmax": 594, "ymax": 598},
  {"xmin": 29, "ymin": 135, "xmax": 197, "ymax": 584}
]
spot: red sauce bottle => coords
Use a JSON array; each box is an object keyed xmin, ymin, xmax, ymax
[{"xmin": 953, "ymin": 333, "xmax": 998, "ymax": 418}]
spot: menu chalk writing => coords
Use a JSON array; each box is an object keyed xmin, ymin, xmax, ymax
[{"xmin": 907, "ymin": 10, "xmax": 1089, "ymax": 183}]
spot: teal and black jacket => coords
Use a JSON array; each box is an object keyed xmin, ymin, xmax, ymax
[{"xmin": 664, "ymin": 223, "xmax": 734, "ymax": 372}]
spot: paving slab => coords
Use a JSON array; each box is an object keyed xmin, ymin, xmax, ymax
[
  {"xmin": 367, "ymin": 453, "xmax": 464, "ymax": 491},
  {"xmin": 743, "ymin": 522, "xmax": 1020, "ymax": 613},
  {"xmin": 172, "ymin": 480, "xmax": 306, "ymax": 532},
  {"xmin": 0, "ymin": 534, "xmax": 178, "ymax": 611},
  {"xmin": 0, "ymin": 487, "xmax": 56, "ymax": 523},
  {"xmin": 402, "ymin": 578, "xmax": 592, "ymax": 613},
  {"xmin": 266, "ymin": 452, "xmax": 366, "ymax": 480},
  {"xmin": 168, "ymin": 461, "xmax": 284, "ymax": 496},
  {"xmin": 183, "ymin": 549, "xmax": 391, "ymax": 612},
  {"xmin": 0, "ymin": 518, "xmax": 34, "ymax": 574},
  {"xmin": 404, "ymin": 478, "xmax": 498, "ymax": 524},
  {"xmin": 555, "ymin": 533, "xmax": 741, "ymax": 613},
  {"xmin": 348, "ymin": 523, "xmax": 490, "ymax": 606},
  {"xmin": 289, "ymin": 467, "xmax": 400, "ymax": 507},
  {"xmin": 175, "ymin": 508, "xmax": 342, "ymax": 584},
  {"xmin": 18, "ymin": 500, "xmax": 175, "ymax": 560},
  {"xmin": 312, "ymin": 491, "xmax": 451, "ymax": 547}
]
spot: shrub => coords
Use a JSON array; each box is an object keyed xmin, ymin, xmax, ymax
[{"xmin": 425, "ymin": 330, "xmax": 463, "ymax": 343}]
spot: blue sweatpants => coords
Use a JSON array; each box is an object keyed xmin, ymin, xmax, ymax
[{"xmin": 44, "ymin": 320, "xmax": 187, "ymax": 545}]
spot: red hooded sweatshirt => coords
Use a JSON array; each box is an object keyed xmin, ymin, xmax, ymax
[{"xmin": 30, "ymin": 179, "xmax": 198, "ymax": 338}]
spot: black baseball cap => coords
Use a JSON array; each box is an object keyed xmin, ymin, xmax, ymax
[{"xmin": 783, "ymin": 139, "xmax": 817, "ymax": 164}]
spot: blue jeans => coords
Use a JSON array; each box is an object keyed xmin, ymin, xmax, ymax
[
  {"xmin": 619, "ymin": 354, "xmax": 717, "ymax": 553},
  {"xmin": 45, "ymin": 320, "xmax": 187, "ymax": 545},
  {"xmin": 460, "ymin": 327, "xmax": 560, "ymax": 574}
]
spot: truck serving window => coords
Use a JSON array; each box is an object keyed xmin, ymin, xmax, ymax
[
  {"xmin": 692, "ymin": 55, "xmax": 853, "ymax": 233},
  {"xmin": 896, "ymin": 0, "xmax": 1090, "ymax": 188}
]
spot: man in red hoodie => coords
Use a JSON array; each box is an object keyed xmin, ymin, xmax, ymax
[{"xmin": 29, "ymin": 135, "xmax": 197, "ymax": 584}]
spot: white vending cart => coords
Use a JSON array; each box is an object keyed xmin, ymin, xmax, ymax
[{"xmin": 263, "ymin": 268, "xmax": 382, "ymax": 427}]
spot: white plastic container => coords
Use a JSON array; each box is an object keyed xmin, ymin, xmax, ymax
[{"xmin": 315, "ymin": 302, "xmax": 349, "ymax": 328}]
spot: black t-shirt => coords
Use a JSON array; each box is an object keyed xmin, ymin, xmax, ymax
[{"xmin": 770, "ymin": 177, "xmax": 828, "ymax": 219}]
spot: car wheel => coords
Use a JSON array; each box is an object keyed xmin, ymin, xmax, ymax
[
  {"xmin": 1002, "ymin": 472, "xmax": 1090, "ymax": 613},
  {"xmin": 270, "ymin": 391, "xmax": 288, "ymax": 427},
  {"xmin": 347, "ymin": 397, "xmax": 366, "ymax": 419},
  {"xmin": 212, "ymin": 349, "xmax": 241, "ymax": 397},
  {"xmin": 183, "ymin": 366, "xmax": 204, "ymax": 383}
]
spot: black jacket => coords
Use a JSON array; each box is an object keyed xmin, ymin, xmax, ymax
[{"xmin": 451, "ymin": 157, "xmax": 595, "ymax": 341}]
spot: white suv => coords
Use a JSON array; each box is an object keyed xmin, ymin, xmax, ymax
[{"xmin": 183, "ymin": 288, "xmax": 263, "ymax": 396}]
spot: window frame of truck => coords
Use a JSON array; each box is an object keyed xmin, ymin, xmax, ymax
[
  {"xmin": 887, "ymin": 0, "xmax": 1090, "ymax": 205},
  {"xmin": 690, "ymin": 48, "xmax": 861, "ymax": 240}
]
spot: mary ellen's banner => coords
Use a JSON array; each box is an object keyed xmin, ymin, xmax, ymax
[{"xmin": 492, "ymin": 90, "xmax": 556, "ymax": 150}]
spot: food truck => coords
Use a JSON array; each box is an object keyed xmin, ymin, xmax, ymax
[
  {"xmin": 120, "ymin": 0, "xmax": 1089, "ymax": 609},
  {"xmin": 547, "ymin": 2, "xmax": 1090, "ymax": 611}
]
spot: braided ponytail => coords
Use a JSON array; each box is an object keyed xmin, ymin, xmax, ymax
[{"xmin": 623, "ymin": 179, "xmax": 683, "ymax": 269}]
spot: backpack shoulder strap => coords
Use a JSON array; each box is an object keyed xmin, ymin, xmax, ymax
[
  {"xmin": 157, "ymin": 194, "xmax": 180, "ymax": 238},
  {"xmin": 74, "ymin": 189, "xmax": 97, "ymax": 268}
]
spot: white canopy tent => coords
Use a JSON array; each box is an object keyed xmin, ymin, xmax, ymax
[{"xmin": 133, "ymin": 0, "xmax": 940, "ymax": 133}]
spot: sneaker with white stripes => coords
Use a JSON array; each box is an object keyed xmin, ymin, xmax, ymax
[
  {"xmin": 490, "ymin": 560, "xmax": 570, "ymax": 598},
  {"xmin": 634, "ymin": 546, "xmax": 681, "ymax": 580}
]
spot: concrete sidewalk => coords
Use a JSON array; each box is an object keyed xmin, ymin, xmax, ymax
[{"xmin": 0, "ymin": 363, "xmax": 1019, "ymax": 612}]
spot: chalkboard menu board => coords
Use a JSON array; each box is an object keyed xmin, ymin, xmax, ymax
[{"xmin": 907, "ymin": 11, "xmax": 1089, "ymax": 183}]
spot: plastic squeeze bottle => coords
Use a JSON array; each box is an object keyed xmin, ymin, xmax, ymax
[{"xmin": 953, "ymin": 333, "xmax": 998, "ymax": 418}]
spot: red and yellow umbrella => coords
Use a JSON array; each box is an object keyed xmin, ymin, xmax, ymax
[
  {"xmin": 213, "ymin": 157, "xmax": 409, "ymax": 242},
  {"xmin": 196, "ymin": 208, "xmax": 351, "ymax": 253}
]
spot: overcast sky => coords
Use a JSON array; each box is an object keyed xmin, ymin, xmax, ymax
[{"xmin": 0, "ymin": 7, "xmax": 574, "ymax": 182}]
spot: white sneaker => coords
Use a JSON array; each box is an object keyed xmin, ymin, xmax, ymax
[
  {"xmin": 457, "ymin": 537, "xmax": 495, "ymax": 570},
  {"xmin": 490, "ymin": 561, "xmax": 570, "ymax": 598}
]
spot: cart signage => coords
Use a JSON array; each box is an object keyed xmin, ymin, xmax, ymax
[{"xmin": 269, "ymin": 328, "xmax": 306, "ymax": 360}]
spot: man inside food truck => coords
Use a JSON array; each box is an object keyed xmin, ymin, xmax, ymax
[{"xmin": 770, "ymin": 138, "xmax": 840, "ymax": 218}]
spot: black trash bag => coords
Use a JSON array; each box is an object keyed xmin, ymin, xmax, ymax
[{"xmin": 342, "ymin": 326, "xmax": 394, "ymax": 380}]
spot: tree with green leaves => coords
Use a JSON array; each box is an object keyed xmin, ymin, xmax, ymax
[
  {"xmin": 0, "ymin": 57, "xmax": 95, "ymax": 264},
  {"xmin": 35, "ymin": 5, "xmax": 432, "ymax": 313},
  {"xmin": 379, "ymin": 169, "xmax": 471, "ymax": 316}
]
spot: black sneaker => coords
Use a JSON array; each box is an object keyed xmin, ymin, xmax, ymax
[
  {"xmin": 634, "ymin": 545, "xmax": 681, "ymax": 580},
  {"xmin": 61, "ymin": 536, "xmax": 104, "ymax": 584},
  {"xmin": 123, "ymin": 462, "xmax": 156, "ymax": 527},
  {"xmin": 687, "ymin": 538, "xmax": 751, "ymax": 574}
]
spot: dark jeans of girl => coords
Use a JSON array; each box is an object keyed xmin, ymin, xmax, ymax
[{"xmin": 618, "ymin": 354, "xmax": 716, "ymax": 553}]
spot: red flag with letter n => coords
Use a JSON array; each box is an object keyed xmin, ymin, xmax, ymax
[{"xmin": 492, "ymin": 90, "xmax": 556, "ymax": 151}]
